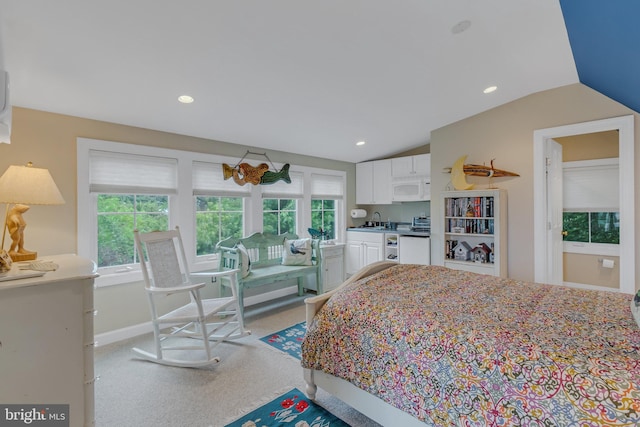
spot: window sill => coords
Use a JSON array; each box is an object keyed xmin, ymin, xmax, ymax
[
  {"xmin": 95, "ymin": 259, "xmax": 219, "ymax": 288},
  {"xmin": 563, "ymin": 242, "xmax": 619, "ymax": 256},
  {"xmin": 95, "ymin": 269, "xmax": 144, "ymax": 288}
]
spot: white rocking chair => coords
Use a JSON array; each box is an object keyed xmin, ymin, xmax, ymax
[{"xmin": 133, "ymin": 227, "xmax": 251, "ymax": 367}]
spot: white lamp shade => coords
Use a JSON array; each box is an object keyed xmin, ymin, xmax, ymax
[{"xmin": 0, "ymin": 164, "xmax": 65, "ymax": 205}]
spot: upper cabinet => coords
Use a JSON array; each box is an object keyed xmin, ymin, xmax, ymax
[
  {"xmin": 356, "ymin": 159, "xmax": 392, "ymax": 204},
  {"xmin": 391, "ymin": 154, "xmax": 431, "ymax": 202},
  {"xmin": 356, "ymin": 154, "xmax": 430, "ymax": 204},
  {"xmin": 391, "ymin": 154, "xmax": 430, "ymax": 178}
]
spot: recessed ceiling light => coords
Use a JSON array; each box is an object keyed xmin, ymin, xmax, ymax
[
  {"xmin": 178, "ymin": 95, "xmax": 194, "ymax": 104},
  {"xmin": 356, "ymin": 141, "xmax": 366, "ymax": 146},
  {"xmin": 483, "ymin": 86, "xmax": 497, "ymax": 94},
  {"xmin": 451, "ymin": 20, "xmax": 471, "ymax": 35}
]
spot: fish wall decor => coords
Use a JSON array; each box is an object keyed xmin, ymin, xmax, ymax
[{"xmin": 222, "ymin": 150, "xmax": 291, "ymax": 186}]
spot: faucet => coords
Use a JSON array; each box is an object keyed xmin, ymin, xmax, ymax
[{"xmin": 372, "ymin": 211, "xmax": 381, "ymax": 226}]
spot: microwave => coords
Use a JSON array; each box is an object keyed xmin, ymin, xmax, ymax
[{"xmin": 391, "ymin": 178, "xmax": 430, "ymax": 202}]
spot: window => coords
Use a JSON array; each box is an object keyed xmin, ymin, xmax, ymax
[
  {"xmin": 310, "ymin": 173, "xmax": 343, "ymax": 240},
  {"xmin": 311, "ymin": 199, "xmax": 336, "ymax": 239},
  {"xmin": 563, "ymin": 211, "xmax": 619, "ymax": 244},
  {"xmin": 263, "ymin": 198, "xmax": 297, "ymax": 234},
  {"xmin": 261, "ymin": 171, "xmax": 304, "ymax": 235},
  {"xmin": 86, "ymin": 149, "xmax": 178, "ymax": 275},
  {"xmin": 192, "ymin": 161, "xmax": 250, "ymax": 257},
  {"xmin": 563, "ymin": 158, "xmax": 619, "ymax": 252},
  {"xmin": 78, "ymin": 138, "xmax": 347, "ymax": 286},
  {"xmin": 195, "ymin": 196, "xmax": 243, "ymax": 254},
  {"xmin": 98, "ymin": 194, "xmax": 169, "ymax": 268}
]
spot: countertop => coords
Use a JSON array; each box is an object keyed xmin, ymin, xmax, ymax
[{"xmin": 347, "ymin": 227, "xmax": 430, "ymax": 237}]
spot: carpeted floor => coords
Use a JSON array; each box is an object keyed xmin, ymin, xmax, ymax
[{"xmin": 94, "ymin": 294, "xmax": 381, "ymax": 427}]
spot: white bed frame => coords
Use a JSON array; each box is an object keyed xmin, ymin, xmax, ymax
[{"xmin": 303, "ymin": 261, "xmax": 427, "ymax": 426}]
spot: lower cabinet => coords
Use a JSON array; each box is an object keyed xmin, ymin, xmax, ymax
[
  {"xmin": 320, "ymin": 243, "xmax": 345, "ymax": 293},
  {"xmin": 345, "ymin": 231, "xmax": 384, "ymax": 276}
]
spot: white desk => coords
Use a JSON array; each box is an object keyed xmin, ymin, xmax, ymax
[{"xmin": 0, "ymin": 254, "xmax": 98, "ymax": 427}]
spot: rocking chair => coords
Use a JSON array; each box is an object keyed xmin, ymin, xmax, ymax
[{"xmin": 133, "ymin": 227, "xmax": 250, "ymax": 367}]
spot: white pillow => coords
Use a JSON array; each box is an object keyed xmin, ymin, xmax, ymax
[
  {"xmin": 282, "ymin": 238, "xmax": 312, "ymax": 266},
  {"xmin": 632, "ymin": 291, "xmax": 640, "ymax": 328},
  {"xmin": 236, "ymin": 243, "xmax": 251, "ymax": 278}
]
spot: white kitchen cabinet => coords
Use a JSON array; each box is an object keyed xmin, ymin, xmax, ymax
[
  {"xmin": 346, "ymin": 231, "xmax": 384, "ymax": 276},
  {"xmin": 319, "ymin": 243, "xmax": 345, "ymax": 293},
  {"xmin": 391, "ymin": 154, "xmax": 430, "ymax": 178},
  {"xmin": 356, "ymin": 159, "xmax": 392, "ymax": 204},
  {"xmin": 0, "ymin": 254, "xmax": 98, "ymax": 427},
  {"xmin": 390, "ymin": 154, "xmax": 431, "ymax": 202}
]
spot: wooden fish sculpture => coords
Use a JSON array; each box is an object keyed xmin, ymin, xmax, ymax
[
  {"xmin": 222, "ymin": 162, "xmax": 291, "ymax": 186},
  {"xmin": 260, "ymin": 163, "xmax": 291, "ymax": 185},
  {"xmin": 443, "ymin": 159, "xmax": 519, "ymax": 178},
  {"xmin": 463, "ymin": 159, "xmax": 519, "ymax": 177},
  {"xmin": 222, "ymin": 162, "xmax": 268, "ymax": 186},
  {"xmin": 237, "ymin": 163, "xmax": 269, "ymax": 185},
  {"xmin": 222, "ymin": 163, "xmax": 236, "ymax": 180}
]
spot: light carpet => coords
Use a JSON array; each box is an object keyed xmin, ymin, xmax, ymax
[{"xmin": 94, "ymin": 294, "xmax": 381, "ymax": 427}]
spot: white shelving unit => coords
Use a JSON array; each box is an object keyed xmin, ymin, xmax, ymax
[
  {"xmin": 384, "ymin": 233, "xmax": 399, "ymax": 262},
  {"xmin": 442, "ymin": 189, "xmax": 507, "ymax": 277}
]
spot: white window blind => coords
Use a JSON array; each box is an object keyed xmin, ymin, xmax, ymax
[
  {"xmin": 89, "ymin": 150, "xmax": 178, "ymax": 194},
  {"xmin": 563, "ymin": 160, "xmax": 619, "ymax": 211},
  {"xmin": 261, "ymin": 170, "xmax": 304, "ymax": 199},
  {"xmin": 192, "ymin": 161, "xmax": 251, "ymax": 196},
  {"xmin": 311, "ymin": 173, "xmax": 344, "ymax": 199}
]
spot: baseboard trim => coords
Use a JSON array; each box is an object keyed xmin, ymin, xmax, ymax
[
  {"xmin": 95, "ymin": 285, "xmax": 299, "ymax": 347},
  {"xmin": 562, "ymin": 281, "xmax": 620, "ymax": 293},
  {"xmin": 95, "ymin": 321, "xmax": 153, "ymax": 347}
]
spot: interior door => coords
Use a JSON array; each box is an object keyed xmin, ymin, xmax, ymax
[{"xmin": 546, "ymin": 139, "xmax": 563, "ymax": 285}]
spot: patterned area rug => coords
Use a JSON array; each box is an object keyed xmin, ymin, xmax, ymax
[
  {"xmin": 259, "ymin": 321, "xmax": 306, "ymax": 360},
  {"xmin": 224, "ymin": 388, "xmax": 348, "ymax": 426}
]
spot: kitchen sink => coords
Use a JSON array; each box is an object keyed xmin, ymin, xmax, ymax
[{"xmin": 354, "ymin": 225, "xmax": 387, "ymax": 230}]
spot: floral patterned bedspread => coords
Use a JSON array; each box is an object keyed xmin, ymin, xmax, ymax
[{"xmin": 301, "ymin": 264, "xmax": 640, "ymax": 426}]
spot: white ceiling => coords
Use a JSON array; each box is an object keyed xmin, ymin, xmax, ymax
[{"xmin": 0, "ymin": 0, "xmax": 578, "ymax": 163}]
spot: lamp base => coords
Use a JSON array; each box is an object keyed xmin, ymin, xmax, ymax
[{"xmin": 9, "ymin": 251, "xmax": 37, "ymax": 262}]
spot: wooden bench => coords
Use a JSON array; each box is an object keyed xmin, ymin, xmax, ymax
[{"xmin": 216, "ymin": 232, "xmax": 321, "ymax": 317}]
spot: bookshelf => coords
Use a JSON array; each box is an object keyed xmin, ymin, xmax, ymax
[{"xmin": 442, "ymin": 189, "xmax": 507, "ymax": 277}]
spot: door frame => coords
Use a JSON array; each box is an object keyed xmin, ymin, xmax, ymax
[{"xmin": 533, "ymin": 115, "xmax": 634, "ymax": 294}]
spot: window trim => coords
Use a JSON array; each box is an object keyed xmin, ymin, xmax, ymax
[{"xmin": 77, "ymin": 138, "xmax": 347, "ymax": 287}]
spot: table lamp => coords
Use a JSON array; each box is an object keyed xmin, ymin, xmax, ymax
[{"xmin": 0, "ymin": 162, "xmax": 65, "ymax": 261}]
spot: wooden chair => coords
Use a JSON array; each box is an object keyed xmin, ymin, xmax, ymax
[{"xmin": 133, "ymin": 227, "xmax": 250, "ymax": 367}]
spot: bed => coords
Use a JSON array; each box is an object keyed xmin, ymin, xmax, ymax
[{"xmin": 301, "ymin": 261, "xmax": 640, "ymax": 426}]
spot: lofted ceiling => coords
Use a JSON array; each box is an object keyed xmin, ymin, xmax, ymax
[
  {"xmin": 560, "ymin": 0, "xmax": 640, "ymax": 116},
  {"xmin": 0, "ymin": 1, "xmax": 623, "ymax": 163}
]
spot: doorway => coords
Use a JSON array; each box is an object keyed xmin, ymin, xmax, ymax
[{"xmin": 533, "ymin": 115, "xmax": 634, "ymax": 294}]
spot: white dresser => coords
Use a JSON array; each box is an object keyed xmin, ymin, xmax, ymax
[{"xmin": 0, "ymin": 254, "xmax": 98, "ymax": 427}]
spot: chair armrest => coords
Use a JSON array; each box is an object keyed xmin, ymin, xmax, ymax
[{"xmin": 146, "ymin": 282, "xmax": 206, "ymax": 294}]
